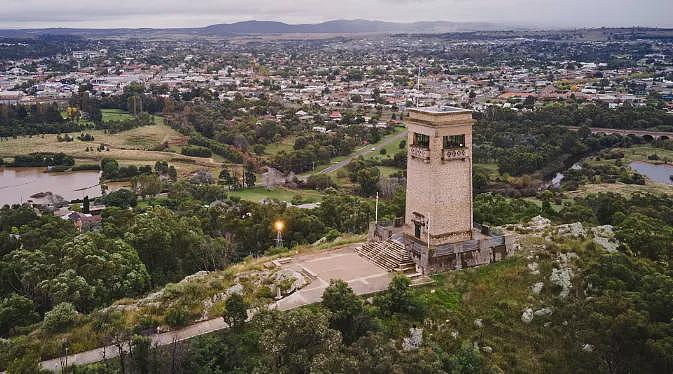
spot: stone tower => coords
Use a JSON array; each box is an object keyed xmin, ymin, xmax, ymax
[
  {"xmin": 404, "ymin": 106, "xmax": 474, "ymax": 249},
  {"xmin": 361, "ymin": 106, "xmax": 514, "ymax": 275}
]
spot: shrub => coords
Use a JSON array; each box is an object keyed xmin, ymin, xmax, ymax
[
  {"xmin": 164, "ymin": 305, "xmax": 190, "ymax": 328},
  {"xmin": 325, "ymin": 229, "xmax": 340, "ymax": 241},
  {"xmin": 102, "ymin": 189, "xmax": 137, "ymax": 208},
  {"xmin": 43, "ymin": 302, "xmax": 78, "ymax": 333},
  {"xmin": 72, "ymin": 164, "xmax": 101, "ymax": 171},
  {"xmin": 222, "ymin": 294, "xmax": 248, "ymax": 328},
  {"xmin": 181, "ymin": 145, "xmax": 213, "ymax": 158}
]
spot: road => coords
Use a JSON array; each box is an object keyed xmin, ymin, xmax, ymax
[
  {"xmin": 37, "ymin": 245, "xmax": 393, "ymax": 372},
  {"xmin": 316, "ymin": 130, "xmax": 408, "ymax": 175}
]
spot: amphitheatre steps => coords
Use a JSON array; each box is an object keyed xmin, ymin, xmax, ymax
[{"xmin": 356, "ymin": 239, "xmax": 416, "ymax": 274}]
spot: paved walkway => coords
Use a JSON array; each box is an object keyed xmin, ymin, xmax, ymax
[{"xmin": 38, "ymin": 244, "xmax": 391, "ymax": 372}]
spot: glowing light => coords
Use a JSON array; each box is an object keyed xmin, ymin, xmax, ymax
[{"xmin": 274, "ymin": 220, "xmax": 285, "ymax": 232}]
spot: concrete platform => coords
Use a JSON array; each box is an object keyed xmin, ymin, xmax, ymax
[{"xmin": 275, "ymin": 245, "xmax": 393, "ymax": 310}]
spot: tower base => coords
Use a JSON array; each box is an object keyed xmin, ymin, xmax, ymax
[{"xmin": 368, "ymin": 222, "xmax": 516, "ymax": 275}]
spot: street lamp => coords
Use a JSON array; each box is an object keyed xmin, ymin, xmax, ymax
[{"xmin": 274, "ymin": 220, "xmax": 285, "ymax": 248}]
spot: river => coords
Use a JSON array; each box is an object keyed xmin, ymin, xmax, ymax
[
  {"xmin": 629, "ymin": 161, "xmax": 673, "ymax": 186},
  {"xmin": 0, "ymin": 167, "xmax": 102, "ymax": 206}
]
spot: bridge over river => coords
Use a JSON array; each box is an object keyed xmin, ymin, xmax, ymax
[{"xmin": 566, "ymin": 126, "xmax": 673, "ymax": 140}]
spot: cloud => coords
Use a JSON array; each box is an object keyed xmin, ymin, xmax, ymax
[{"xmin": 0, "ymin": 0, "xmax": 671, "ymax": 29}]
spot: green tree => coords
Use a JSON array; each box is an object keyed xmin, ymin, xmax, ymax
[
  {"xmin": 257, "ymin": 309, "xmax": 342, "ymax": 374},
  {"xmin": 616, "ymin": 213, "xmax": 673, "ymax": 261},
  {"xmin": 223, "ymin": 293, "xmax": 248, "ymax": 329},
  {"xmin": 43, "ymin": 302, "xmax": 78, "ymax": 333},
  {"xmin": 244, "ymin": 163, "xmax": 257, "ymax": 189},
  {"xmin": 126, "ymin": 207, "xmax": 205, "ymax": 286},
  {"xmin": 356, "ymin": 166, "xmax": 380, "ymax": 196},
  {"xmin": 322, "ymin": 280, "xmax": 372, "ymax": 344},
  {"xmin": 375, "ymin": 274, "xmax": 424, "ymax": 317},
  {"xmin": 131, "ymin": 174, "xmax": 162, "ymax": 198},
  {"xmin": 82, "ymin": 195, "xmax": 90, "ymax": 214},
  {"xmin": 102, "ymin": 189, "xmax": 137, "ymax": 209},
  {"xmin": 0, "ymin": 294, "xmax": 39, "ymax": 336}
]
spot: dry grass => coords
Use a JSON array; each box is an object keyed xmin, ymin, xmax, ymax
[
  {"xmin": 0, "ymin": 124, "xmax": 221, "ymax": 175},
  {"xmin": 567, "ymin": 182, "xmax": 673, "ymax": 198}
]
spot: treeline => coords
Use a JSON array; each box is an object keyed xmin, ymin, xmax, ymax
[
  {"xmin": 9, "ymin": 152, "xmax": 74, "ymax": 167},
  {"xmin": 0, "ymin": 35, "xmax": 89, "ymax": 59},
  {"xmin": 187, "ymin": 134, "xmax": 243, "ymax": 163},
  {"xmin": 475, "ymin": 107, "xmax": 654, "ymax": 176},
  {"xmin": 486, "ymin": 103, "xmax": 673, "ymax": 131},
  {"xmin": 0, "ymin": 103, "xmax": 80, "ymax": 137},
  {"xmin": 181, "ymin": 145, "xmax": 212, "ymax": 158},
  {"xmin": 100, "ymin": 158, "xmax": 153, "ymax": 181}
]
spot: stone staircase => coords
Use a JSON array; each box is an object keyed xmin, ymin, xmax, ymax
[{"xmin": 356, "ymin": 239, "xmax": 416, "ymax": 274}]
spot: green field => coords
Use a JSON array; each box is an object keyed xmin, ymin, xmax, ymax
[
  {"xmin": 474, "ymin": 163, "xmax": 500, "ymax": 178},
  {"xmin": 587, "ymin": 145, "xmax": 673, "ymax": 166},
  {"xmin": 227, "ymin": 187, "xmax": 323, "ymax": 203},
  {"xmin": 364, "ymin": 137, "xmax": 406, "ymax": 161},
  {"xmin": 101, "ymin": 109, "xmax": 164, "ymax": 125},
  {"xmin": 264, "ymin": 136, "xmax": 296, "ymax": 156},
  {"xmin": 101, "ymin": 109, "xmax": 135, "ymax": 122}
]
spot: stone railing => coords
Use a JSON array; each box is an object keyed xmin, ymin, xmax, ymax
[
  {"xmin": 408, "ymin": 235, "xmax": 506, "ymax": 258},
  {"xmin": 442, "ymin": 147, "xmax": 467, "ymax": 161},
  {"xmin": 409, "ymin": 145, "xmax": 430, "ymax": 162}
]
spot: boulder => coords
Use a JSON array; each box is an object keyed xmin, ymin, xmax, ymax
[
  {"xmin": 592, "ymin": 225, "xmax": 619, "ymax": 253},
  {"xmin": 550, "ymin": 268, "xmax": 573, "ymax": 299},
  {"xmin": 527, "ymin": 262, "xmax": 540, "ymax": 275},
  {"xmin": 402, "ymin": 327, "xmax": 423, "ymax": 351},
  {"xmin": 226, "ymin": 283, "xmax": 244, "ymax": 296},
  {"xmin": 274, "ymin": 269, "xmax": 306, "ymax": 295},
  {"xmin": 521, "ymin": 308, "xmax": 534, "ymax": 324},
  {"xmin": 557, "ymin": 222, "xmax": 586, "ymax": 238},
  {"xmin": 179, "ymin": 271, "xmax": 209, "ymax": 284},
  {"xmin": 527, "ymin": 216, "xmax": 551, "ymax": 231},
  {"xmin": 531, "ymin": 282, "xmax": 544, "ymax": 295},
  {"xmin": 534, "ymin": 307, "xmax": 553, "ymax": 317}
]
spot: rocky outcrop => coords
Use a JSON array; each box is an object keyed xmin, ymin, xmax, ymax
[
  {"xmin": 591, "ymin": 225, "xmax": 620, "ymax": 253},
  {"xmin": 521, "ymin": 308, "xmax": 534, "ymax": 324},
  {"xmin": 550, "ymin": 267, "xmax": 573, "ymax": 299},
  {"xmin": 402, "ymin": 327, "xmax": 423, "ymax": 351},
  {"xmin": 556, "ymin": 222, "xmax": 586, "ymax": 238}
]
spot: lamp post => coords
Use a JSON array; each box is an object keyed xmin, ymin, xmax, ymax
[{"xmin": 274, "ymin": 220, "xmax": 284, "ymax": 248}]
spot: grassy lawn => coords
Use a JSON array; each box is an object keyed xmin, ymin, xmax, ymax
[
  {"xmin": 379, "ymin": 166, "xmax": 403, "ymax": 177},
  {"xmin": 100, "ymin": 109, "xmax": 163, "ymax": 125},
  {"xmin": 101, "ymin": 109, "xmax": 134, "ymax": 122},
  {"xmin": 365, "ymin": 137, "xmax": 405, "ymax": 161},
  {"xmin": 587, "ymin": 145, "xmax": 673, "ymax": 167},
  {"xmin": 474, "ymin": 163, "xmax": 500, "ymax": 178},
  {"xmin": 227, "ymin": 186, "xmax": 324, "ymax": 203},
  {"xmin": 264, "ymin": 136, "xmax": 296, "ymax": 156}
]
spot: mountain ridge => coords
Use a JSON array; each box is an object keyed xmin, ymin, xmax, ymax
[{"xmin": 0, "ymin": 19, "xmax": 514, "ymax": 38}]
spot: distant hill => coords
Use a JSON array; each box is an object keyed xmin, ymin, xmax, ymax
[
  {"xmin": 201, "ymin": 19, "xmax": 507, "ymax": 34},
  {"xmin": 0, "ymin": 19, "xmax": 511, "ymax": 38}
]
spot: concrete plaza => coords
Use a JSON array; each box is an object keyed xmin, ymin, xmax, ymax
[{"xmin": 276, "ymin": 245, "xmax": 393, "ymax": 310}]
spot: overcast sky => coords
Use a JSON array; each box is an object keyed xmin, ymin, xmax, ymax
[{"xmin": 2, "ymin": 0, "xmax": 672, "ymax": 29}]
